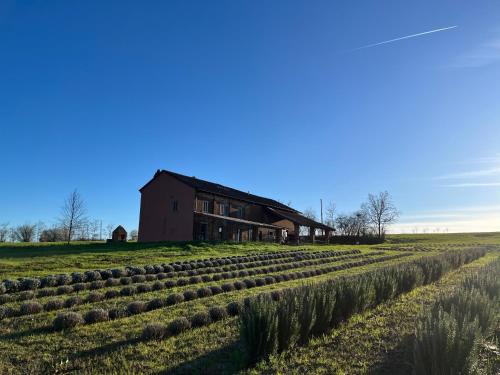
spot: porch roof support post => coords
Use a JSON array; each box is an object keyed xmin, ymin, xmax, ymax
[
  {"xmin": 310, "ymin": 226, "xmax": 315, "ymax": 244},
  {"xmin": 294, "ymin": 223, "xmax": 300, "ymax": 245},
  {"xmin": 251, "ymin": 225, "xmax": 258, "ymax": 242}
]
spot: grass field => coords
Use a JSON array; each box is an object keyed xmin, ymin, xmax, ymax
[{"xmin": 0, "ymin": 232, "xmax": 498, "ymax": 374}]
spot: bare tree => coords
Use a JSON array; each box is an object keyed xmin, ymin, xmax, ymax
[
  {"xmin": 89, "ymin": 220, "xmax": 100, "ymax": 240},
  {"xmin": 59, "ymin": 189, "xmax": 87, "ymax": 244},
  {"xmin": 106, "ymin": 223, "xmax": 114, "ymax": 239},
  {"xmin": 13, "ymin": 223, "xmax": 37, "ymax": 242},
  {"xmin": 335, "ymin": 211, "xmax": 368, "ymax": 237},
  {"xmin": 35, "ymin": 221, "xmax": 46, "ymax": 242},
  {"xmin": 362, "ymin": 191, "xmax": 399, "ymax": 239},
  {"xmin": 129, "ymin": 229, "xmax": 138, "ymax": 241},
  {"xmin": 325, "ymin": 201, "xmax": 336, "ymax": 228},
  {"xmin": 9, "ymin": 228, "xmax": 17, "ymax": 242},
  {"xmin": 39, "ymin": 226, "xmax": 65, "ymax": 242},
  {"xmin": 0, "ymin": 223, "xmax": 10, "ymax": 242},
  {"xmin": 0, "ymin": 223, "xmax": 9, "ymax": 242},
  {"xmin": 303, "ymin": 207, "xmax": 317, "ymax": 220}
]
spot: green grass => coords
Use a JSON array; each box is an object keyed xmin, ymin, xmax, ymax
[
  {"xmin": 386, "ymin": 231, "xmax": 500, "ymax": 245},
  {"xmin": 0, "ymin": 233, "xmax": 498, "ymax": 374}
]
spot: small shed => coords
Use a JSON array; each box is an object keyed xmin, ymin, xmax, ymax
[{"xmin": 111, "ymin": 225, "xmax": 127, "ymax": 242}]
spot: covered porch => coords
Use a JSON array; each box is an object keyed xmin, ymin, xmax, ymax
[
  {"xmin": 193, "ymin": 212, "xmax": 281, "ymax": 242},
  {"xmin": 266, "ymin": 207, "xmax": 334, "ymax": 244}
]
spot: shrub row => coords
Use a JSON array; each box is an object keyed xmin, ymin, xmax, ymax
[
  {"xmin": 1, "ymin": 251, "xmax": 375, "ymax": 314},
  {"xmin": 0, "ymin": 249, "xmax": 361, "ymax": 295},
  {"xmin": 140, "ymin": 287, "xmax": 298, "ymax": 341},
  {"xmin": 53, "ymin": 299, "xmax": 235, "ymax": 333},
  {"xmin": 141, "ymin": 304, "xmax": 234, "ymax": 340},
  {"xmin": 41, "ymin": 253, "xmax": 408, "ymax": 326},
  {"xmin": 140, "ymin": 251, "xmax": 434, "ymax": 342},
  {"xmin": 411, "ymin": 257, "xmax": 500, "ymax": 375},
  {"xmin": 141, "ymin": 288, "xmax": 297, "ymax": 341},
  {"xmin": 10, "ymin": 252, "xmax": 400, "ymax": 326},
  {"xmin": 4, "ymin": 252, "xmax": 387, "ymax": 318},
  {"xmin": 239, "ymin": 247, "xmax": 486, "ymax": 364}
]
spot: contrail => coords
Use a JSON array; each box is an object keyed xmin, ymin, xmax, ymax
[{"xmin": 353, "ymin": 25, "xmax": 458, "ymax": 51}]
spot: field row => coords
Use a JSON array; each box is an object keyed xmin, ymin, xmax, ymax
[
  {"xmin": 238, "ymin": 247, "xmax": 488, "ymax": 364},
  {"xmin": 0, "ymin": 251, "xmax": 380, "ymax": 318},
  {"xmin": 246, "ymin": 249, "xmax": 499, "ymax": 375},
  {"xmin": 0, "ymin": 252, "xmax": 409, "ymax": 332},
  {"xmin": 28, "ymin": 247, "xmax": 487, "ymax": 375},
  {"xmin": 0, "ymin": 249, "xmax": 362, "ymax": 294},
  {"xmin": 0, "ymin": 249, "xmax": 362, "ymax": 301}
]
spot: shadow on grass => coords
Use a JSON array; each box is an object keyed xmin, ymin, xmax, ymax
[
  {"xmin": 0, "ymin": 325, "xmax": 52, "ymax": 341},
  {"xmin": 69, "ymin": 337, "xmax": 141, "ymax": 360},
  {"xmin": 368, "ymin": 334, "xmax": 413, "ymax": 375},
  {"xmin": 157, "ymin": 340, "xmax": 245, "ymax": 375}
]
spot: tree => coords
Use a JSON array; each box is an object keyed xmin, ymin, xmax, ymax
[
  {"xmin": 13, "ymin": 223, "xmax": 36, "ymax": 242},
  {"xmin": 0, "ymin": 223, "xmax": 9, "ymax": 242},
  {"xmin": 106, "ymin": 224, "xmax": 114, "ymax": 239},
  {"xmin": 59, "ymin": 189, "xmax": 87, "ymax": 244},
  {"xmin": 325, "ymin": 201, "xmax": 336, "ymax": 228},
  {"xmin": 89, "ymin": 220, "xmax": 100, "ymax": 240},
  {"xmin": 335, "ymin": 211, "xmax": 368, "ymax": 237},
  {"xmin": 35, "ymin": 221, "xmax": 46, "ymax": 242},
  {"xmin": 303, "ymin": 207, "xmax": 317, "ymax": 220},
  {"xmin": 362, "ymin": 191, "xmax": 399, "ymax": 239},
  {"xmin": 39, "ymin": 227, "xmax": 65, "ymax": 242},
  {"xmin": 129, "ymin": 229, "xmax": 138, "ymax": 241},
  {"xmin": 353, "ymin": 211, "xmax": 368, "ymax": 237}
]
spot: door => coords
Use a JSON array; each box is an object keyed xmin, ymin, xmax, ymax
[{"xmin": 200, "ymin": 223, "xmax": 208, "ymax": 241}]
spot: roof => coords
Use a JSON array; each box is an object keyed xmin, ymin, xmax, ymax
[
  {"xmin": 266, "ymin": 207, "xmax": 334, "ymax": 231},
  {"xmin": 113, "ymin": 225, "xmax": 127, "ymax": 233},
  {"xmin": 140, "ymin": 169, "xmax": 297, "ymax": 213},
  {"xmin": 194, "ymin": 211, "xmax": 281, "ymax": 229}
]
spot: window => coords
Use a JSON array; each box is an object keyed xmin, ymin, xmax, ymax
[
  {"xmin": 219, "ymin": 203, "xmax": 229, "ymax": 216},
  {"xmin": 202, "ymin": 200, "xmax": 209, "ymax": 213},
  {"xmin": 237, "ymin": 207, "xmax": 245, "ymax": 218},
  {"xmin": 172, "ymin": 200, "xmax": 178, "ymax": 212}
]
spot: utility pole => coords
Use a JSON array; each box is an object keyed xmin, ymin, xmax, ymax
[
  {"xmin": 99, "ymin": 220, "xmax": 102, "ymax": 241},
  {"xmin": 320, "ymin": 199, "xmax": 323, "ymax": 223}
]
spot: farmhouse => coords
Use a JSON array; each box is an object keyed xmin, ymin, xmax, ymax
[{"xmin": 138, "ymin": 169, "xmax": 333, "ymax": 243}]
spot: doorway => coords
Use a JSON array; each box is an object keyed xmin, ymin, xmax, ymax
[{"xmin": 200, "ymin": 223, "xmax": 208, "ymax": 241}]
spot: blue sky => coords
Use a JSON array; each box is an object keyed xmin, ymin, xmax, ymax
[{"xmin": 1, "ymin": 0, "xmax": 499, "ymax": 234}]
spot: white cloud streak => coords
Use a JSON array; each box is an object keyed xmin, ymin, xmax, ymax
[
  {"xmin": 435, "ymin": 167, "xmax": 500, "ymax": 180},
  {"xmin": 451, "ymin": 38, "xmax": 500, "ymax": 68},
  {"xmin": 393, "ymin": 205, "xmax": 500, "ymax": 233},
  {"xmin": 434, "ymin": 154, "xmax": 500, "ymax": 189},
  {"xmin": 440, "ymin": 182, "xmax": 500, "ymax": 188},
  {"xmin": 353, "ymin": 25, "xmax": 457, "ymax": 51}
]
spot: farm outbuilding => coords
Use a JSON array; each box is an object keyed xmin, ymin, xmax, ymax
[{"xmin": 111, "ymin": 226, "xmax": 127, "ymax": 242}]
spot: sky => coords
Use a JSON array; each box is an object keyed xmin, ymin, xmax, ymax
[{"xmin": 1, "ymin": 0, "xmax": 499, "ymax": 235}]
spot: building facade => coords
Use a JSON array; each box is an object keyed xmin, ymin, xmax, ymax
[{"xmin": 138, "ymin": 170, "xmax": 333, "ymax": 243}]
